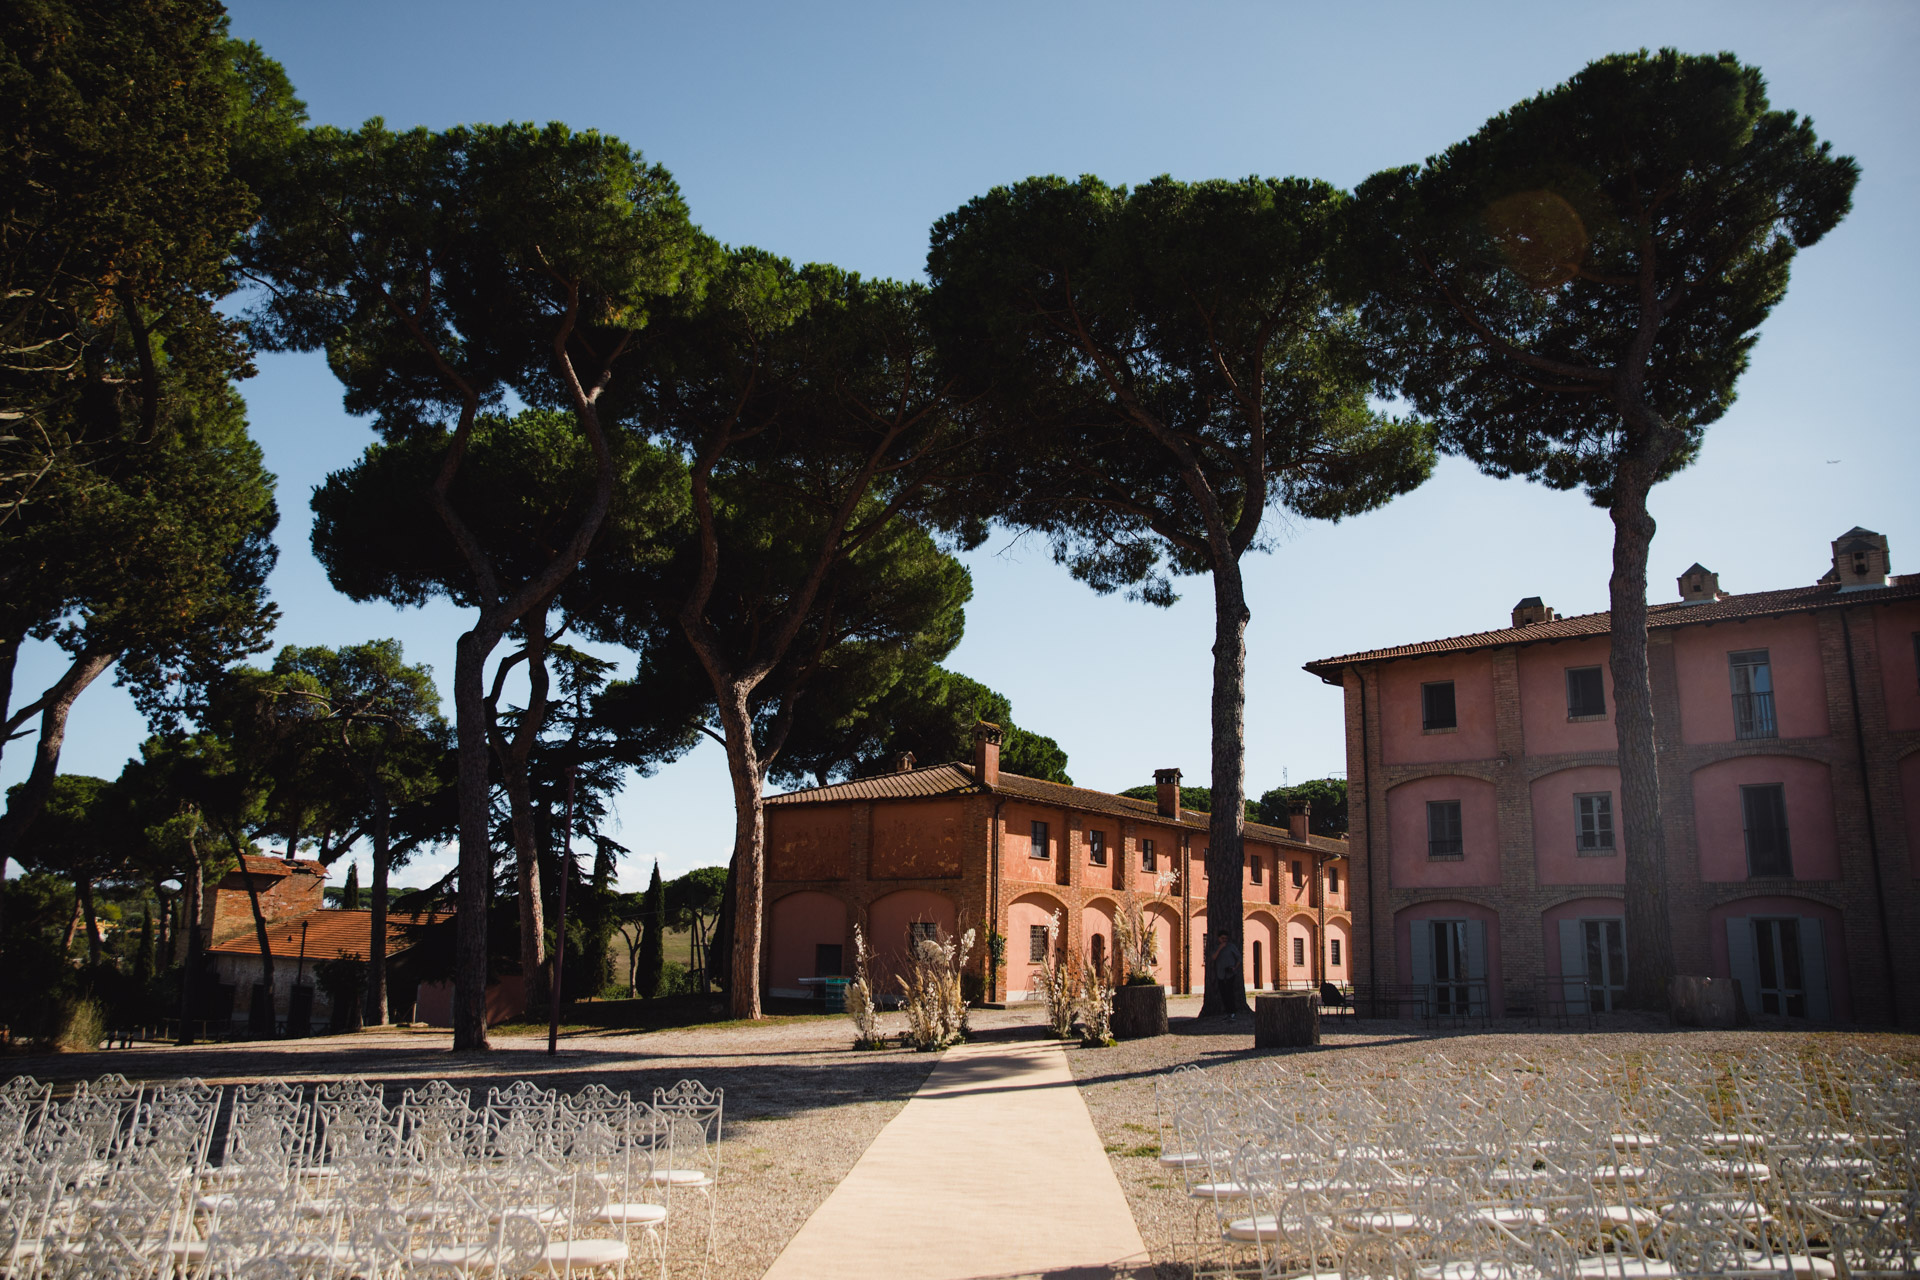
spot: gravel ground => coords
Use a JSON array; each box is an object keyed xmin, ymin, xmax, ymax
[
  {"xmin": 1065, "ymin": 995, "xmax": 1920, "ymax": 1280},
  {"xmin": 3, "ymin": 1010, "xmax": 972, "ymax": 1280}
]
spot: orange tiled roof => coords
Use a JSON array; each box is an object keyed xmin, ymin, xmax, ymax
[
  {"xmin": 206, "ymin": 907, "xmax": 449, "ymax": 959},
  {"xmin": 232, "ymin": 855, "xmax": 327, "ymax": 878},
  {"xmin": 767, "ymin": 762, "xmax": 1346, "ymax": 855},
  {"xmin": 1303, "ymin": 575, "xmax": 1920, "ymax": 684}
]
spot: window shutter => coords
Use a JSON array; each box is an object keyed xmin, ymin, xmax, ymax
[
  {"xmin": 1409, "ymin": 920, "xmax": 1433, "ymax": 990},
  {"xmin": 1558, "ymin": 920, "xmax": 1589, "ymax": 1014},
  {"xmin": 1726, "ymin": 917, "xmax": 1760, "ymax": 1015},
  {"xmin": 1464, "ymin": 921, "xmax": 1488, "ymax": 1015},
  {"xmin": 1799, "ymin": 917, "xmax": 1830, "ymax": 1022}
]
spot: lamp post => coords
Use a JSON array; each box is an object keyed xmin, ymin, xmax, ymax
[{"xmin": 547, "ymin": 762, "xmax": 577, "ymax": 1057}]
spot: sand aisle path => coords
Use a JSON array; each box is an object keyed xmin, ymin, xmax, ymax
[{"xmin": 760, "ymin": 1035, "xmax": 1151, "ymax": 1280}]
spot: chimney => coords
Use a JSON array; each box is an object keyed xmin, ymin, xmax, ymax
[
  {"xmin": 1154, "ymin": 768, "xmax": 1182, "ymax": 820},
  {"xmin": 1287, "ymin": 800, "xmax": 1311, "ymax": 843},
  {"xmin": 1677, "ymin": 563, "xmax": 1724, "ymax": 603},
  {"xmin": 1827, "ymin": 527, "xmax": 1890, "ymax": 591},
  {"xmin": 972, "ymin": 721, "xmax": 1002, "ymax": 787},
  {"xmin": 1511, "ymin": 597, "xmax": 1558, "ymax": 628},
  {"xmin": 892, "ymin": 750, "xmax": 916, "ymax": 773}
]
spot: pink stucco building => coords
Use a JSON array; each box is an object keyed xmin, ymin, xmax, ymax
[
  {"xmin": 1307, "ymin": 527, "xmax": 1920, "ymax": 1026},
  {"xmin": 760, "ymin": 728, "xmax": 1351, "ymax": 1004}
]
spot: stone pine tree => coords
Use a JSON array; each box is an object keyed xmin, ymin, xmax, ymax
[
  {"xmin": 1342, "ymin": 50, "xmax": 1857, "ymax": 1008},
  {"xmin": 638, "ymin": 861, "xmax": 665, "ymax": 999},
  {"xmin": 247, "ymin": 125, "xmax": 703, "ymax": 1049},
  {"xmin": 1, "ymin": 3, "xmax": 295, "ymax": 857},
  {"xmin": 309, "ymin": 413, "xmax": 689, "ymax": 1016},
  {"xmin": 615, "ymin": 257, "xmax": 988, "ymax": 1019},
  {"xmin": 929, "ymin": 175, "xmax": 1435, "ymax": 1015}
]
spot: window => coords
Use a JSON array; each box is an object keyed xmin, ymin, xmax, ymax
[
  {"xmin": 1141, "ymin": 838, "xmax": 1156, "ymax": 872},
  {"xmin": 1421, "ymin": 680, "xmax": 1458, "ymax": 731},
  {"xmin": 1291, "ymin": 860, "xmax": 1304, "ymax": 889},
  {"xmin": 1088, "ymin": 830, "xmax": 1106, "ymax": 866},
  {"xmin": 1566, "ymin": 666, "xmax": 1606, "ymax": 719},
  {"xmin": 1292, "ymin": 936, "xmax": 1305, "ymax": 968},
  {"xmin": 1729, "ymin": 650, "xmax": 1777, "ymax": 740},
  {"xmin": 909, "ymin": 921, "xmax": 938, "ymax": 950},
  {"xmin": 1029, "ymin": 820, "xmax": 1049, "ymax": 859},
  {"xmin": 1575, "ymin": 792, "xmax": 1615, "ymax": 853},
  {"xmin": 1742, "ymin": 783, "xmax": 1793, "ymax": 877},
  {"xmin": 1330, "ymin": 938, "xmax": 1342, "ymax": 967},
  {"xmin": 1249, "ymin": 854, "xmax": 1262, "ymax": 883},
  {"xmin": 814, "ymin": 943, "xmax": 844, "ymax": 976},
  {"xmin": 1426, "ymin": 800, "xmax": 1464, "ymax": 859},
  {"xmin": 1327, "ymin": 865, "xmax": 1340, "ymax": 894},
  {"xmin": 1029, "ymin": 924, "xmax": 1050, "ymax": 963}
]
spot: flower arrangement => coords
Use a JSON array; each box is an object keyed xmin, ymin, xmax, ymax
[
  {"xmin": 845, "ymin": 924, "xmax": 886, "ymax": 1050},
  {"xmin": 897, "ymin": 925, "xmax": 975, "ymax": 1051},
  {"xmin": 1032, "ymin": 910, "xmax": 1081, "ymax": 1040}
]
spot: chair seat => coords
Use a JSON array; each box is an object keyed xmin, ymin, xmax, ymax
[
  {"xmin": 1572, "ymin": 1260, "xmax": 1676, "ymax": 1277},
  {"xmin": 490, "ymin": 1204, "xmax": 569, "ymax": 1225},
  {"xmin": 1473, "ymin": 1207, "xmax": 1550, "ymax": 1227},
  {"xmin": 411, "ymin": 1243, "xmax": 505, "ymax": 1269},
  {"xmin": 540, "ymin": 1237, "xmax": 630, "ymax": 1272},
  {"xmin": 1728, "ymin": 1253, "xmax": 1835, "ymax": 1277},
  {"xmin": 1662, "ymin": 1197, "xmax": 1771, "ymax": 1222},
  {"xmin": 166, "ymin": 1240, "xmax": 210, "ymax": 1262},
  {"xmin": 593, "ymin": 1202, "xmax": 667, "ymax": 1227},
  {"xmin": 1341, "ymin": 1210, "xmax": 1425, "ymax": 1234},
  {"xmin": 1223, "ymin": 1214, "xmax": 1281, "ymax": 1242},
  {"xmin": 1609, "ymin": 1133, "xmax": 1660, "ymax": 1151},
  {"xmin": 1158, "ymin": 1150, "xmax": 1217, "ymax": 1169},
  {"xmin": 645, "ymin": 1168, "xmax": 713, "ymax": 1187},
  {"xmin": 1418, "ymin": 1263, "xmax": 1544, "ymax": 1280},
  {"xmin": 1189, "ymin": 1181, "xmax": 1253, "ymax": 1199},
  {"xmin": 1701, "ymin": 1159, "xmax": 1771, "ymax": 1183},
  {"xmin": 1572, "ymin": 1204, "xmax": 1660, "ymax": 1228},
  {"xmin": 1701, "ymin": 1133, "xmax": 1768, "ymax": 1150}
]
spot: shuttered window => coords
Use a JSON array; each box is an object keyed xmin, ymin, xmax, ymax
[
  {"xmin": 1575, "ymin": 792, "xmax": 1615, "ymax": 853},
  {"xmin": 1427, "ymin": 800, "xmax": 1464, "ymax": 859}
]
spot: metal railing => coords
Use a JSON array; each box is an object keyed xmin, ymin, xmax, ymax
[{"xmin": 1733, "ymin": 690, "xmax": 1777, "ymax": 738}]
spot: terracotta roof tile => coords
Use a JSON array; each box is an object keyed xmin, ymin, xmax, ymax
[
  {"xmin": 206, "ymin": 907, "xmax": 450, "ymax": 960},
  {"xmin": 767, "ymin": 763, "xmax": 1346, "ymax": 855},
  {"xmin": 1304, "ymin": 575, "xmax": 1920, "ymax": 683},
  {"xmin": 233, "ymin": 855, "xmax": 327, "ymax": 878}
]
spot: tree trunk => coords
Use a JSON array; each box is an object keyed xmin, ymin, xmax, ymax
[
  {"xmin": 0, "ymin": 649, "xmax": 115, "ymax": 864},
  {"xmin": 451, "ymin": 625, "xmax": 499, "ymax": 1051},
  {"xmin": 493, "ymin": 611, "xmax": 549, "ymax": 1012},
  {"xmin": 1607, "ymin": 456, "xmax": 1677, "ymax": 1011},
  {"xmin": 239, "ymin": 843, "xmax": 276, "ymax": 994},
  {"xmin": 719, "ymin": 690, "xmax": 767, "ymax": 1020},
  {"xmin": 365, "ymin": 801, "xmax": 391, "ymax": 1026},
  {"xmin": 77, "ymin": 877, "xmax": 102, "ymax": 969},
  {"xmin": 62, "ymin": 896, "xmax": 82, "ymax": 956},
  {"xmin": 1200, "ymin": 564, "xmax": 1252, "ymax": 1018}
]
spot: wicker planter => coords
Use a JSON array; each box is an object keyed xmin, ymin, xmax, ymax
[{"xmin": 1111, "ymin": 984, "xmax": 1168, "ymax": 1040}]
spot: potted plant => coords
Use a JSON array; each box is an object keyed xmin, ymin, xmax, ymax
[{"xmin": 1110, "ymin": 898, "xmax": 1168, "ymax": 1039}]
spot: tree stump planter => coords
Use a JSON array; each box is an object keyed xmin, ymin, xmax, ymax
[
  {"xmin": 1254, "ymin": 991, "xmax": 1320, "ymax": 1048},
  {"xmin": 1111, "ymin": 984, "xmax": 1168, "ymax": 1039}
]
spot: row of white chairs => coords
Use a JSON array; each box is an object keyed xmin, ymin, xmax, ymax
[
  {"xmin": 1151, "ymin": 1046, "xmax": 1918, "ymax": 1278},
  {"xmin": 0, "ymin": 1074, "xmax": 723, "ymax": 1280}
]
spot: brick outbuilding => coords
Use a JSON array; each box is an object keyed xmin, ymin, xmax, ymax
[
  {"xmin": 1306, "ymin": 527, "xmax": 1920, "ymax": 1026},
  {"xmin": 761, "ymin": 727, "xmax": 1350, "ymax": 1004}
]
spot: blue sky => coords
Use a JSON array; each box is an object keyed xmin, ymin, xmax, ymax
[{"xmin": 8, "ymin": 1, "xmax": 1916, "ymax": 893}]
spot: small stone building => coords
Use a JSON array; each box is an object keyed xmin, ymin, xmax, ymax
[
  {"xmin": 761, "ymin": 728, "xmax": 1351, "ymax": 1004},
  {"xmin": 200, "ymin": 855, "xmax": 445, "ymax": 1028}
]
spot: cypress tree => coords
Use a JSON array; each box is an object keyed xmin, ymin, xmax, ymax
[
  {"xmin": 639, "ymin": 862, "xmax": 665, "ymax": 999},
  {"xmin": 343, "ymin": 862, "xmax": 361, "ymax": 911}
]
